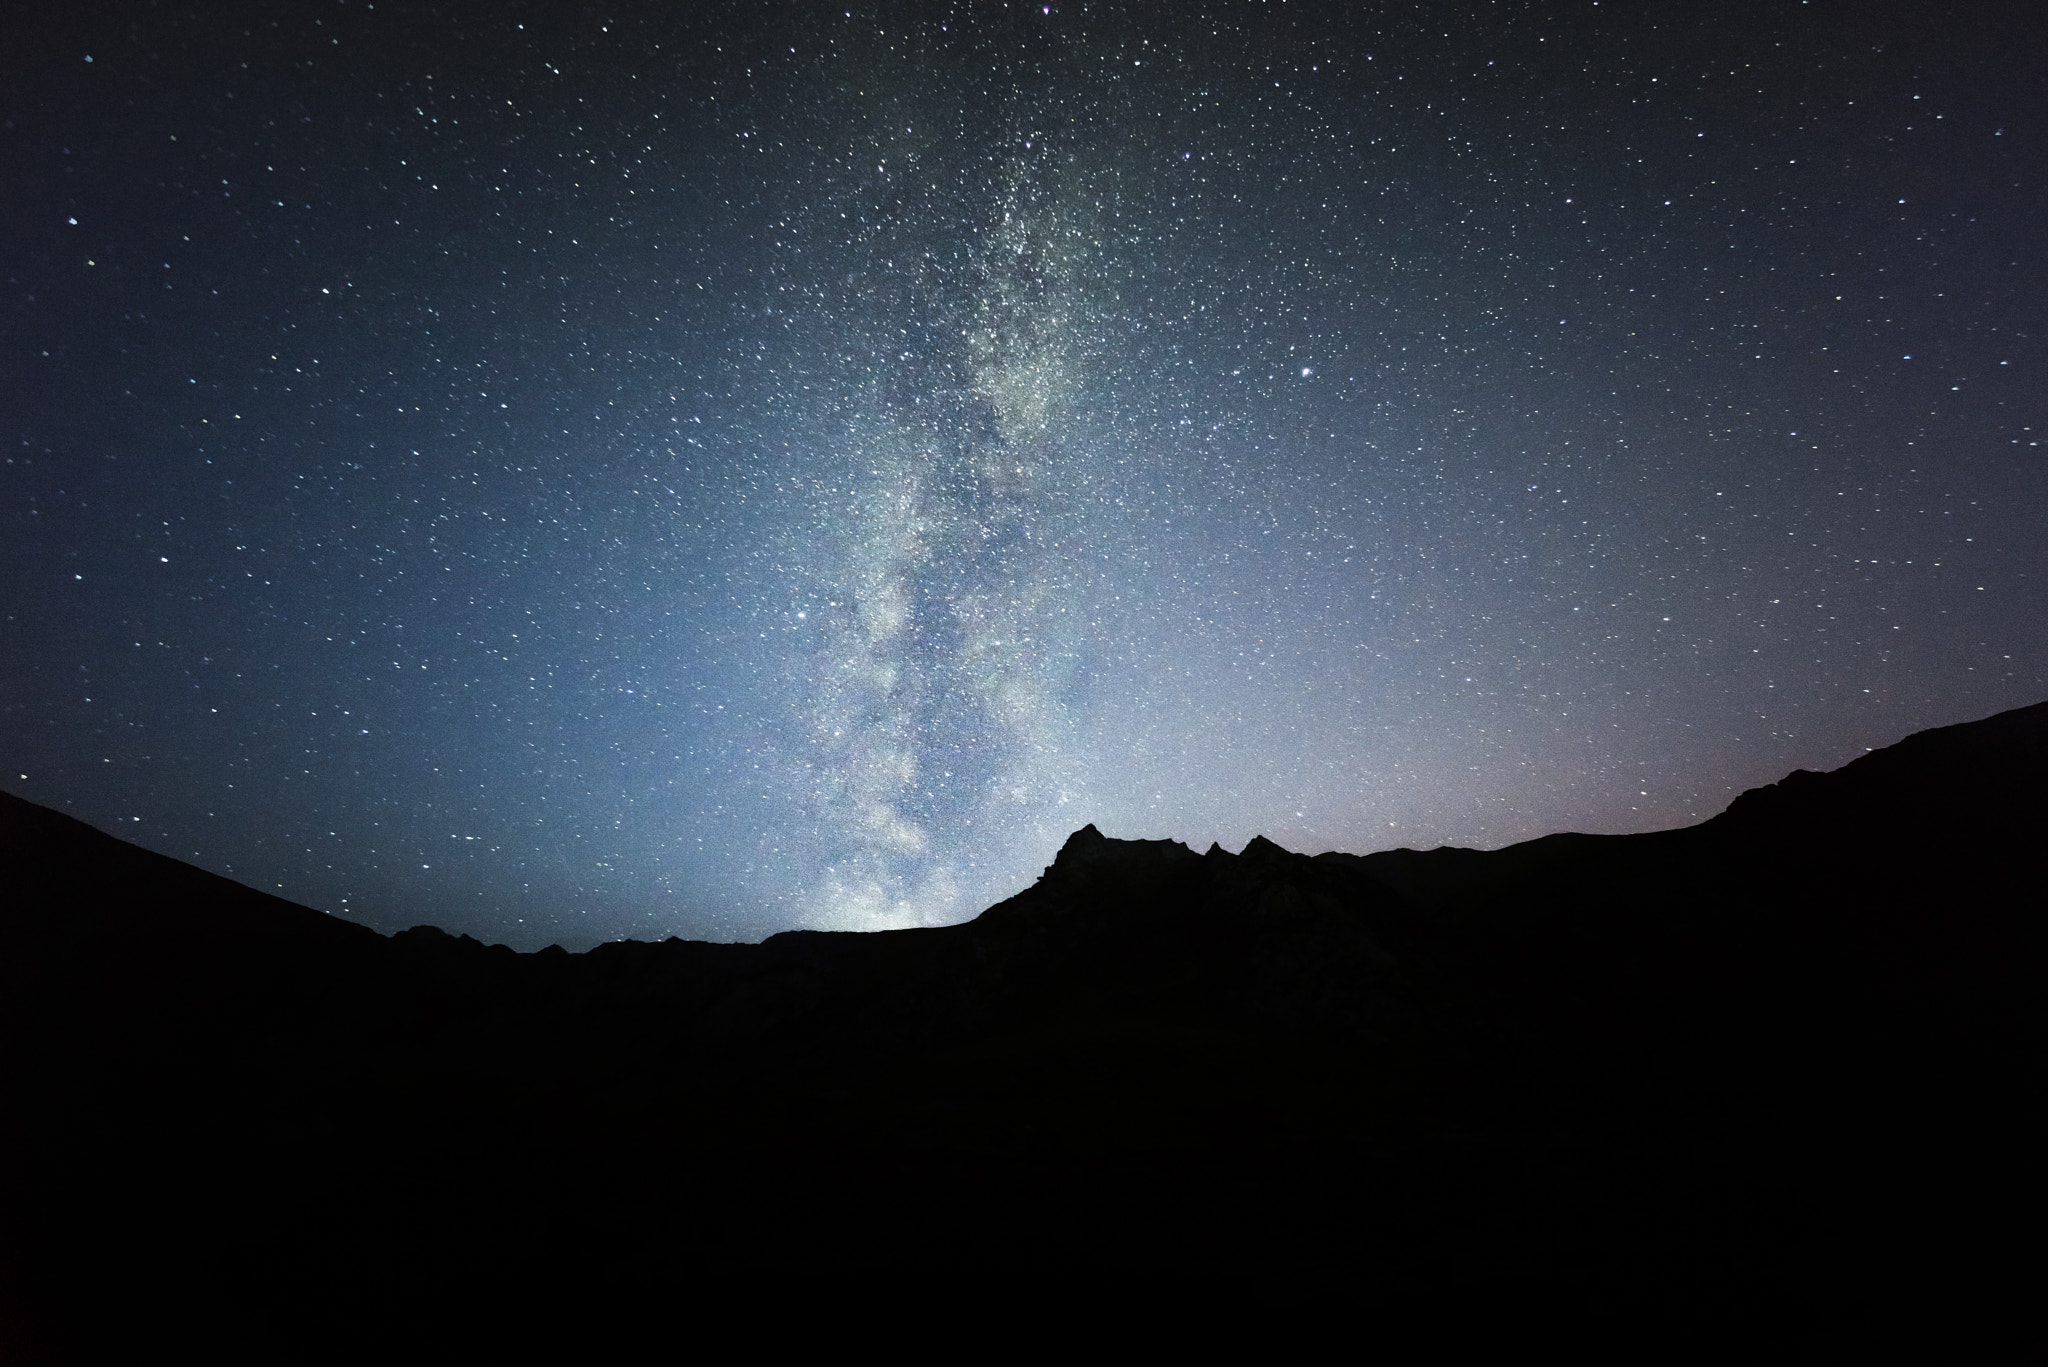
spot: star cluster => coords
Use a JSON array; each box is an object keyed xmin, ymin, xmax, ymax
[{"xmin": 4, "ymin": 0, "xmax": 2042, "ymax": 945}]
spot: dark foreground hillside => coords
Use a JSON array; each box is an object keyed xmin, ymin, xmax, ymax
[{"xmin": 4, "ymin": 705, "xmax": 2044, "ymax": 1359}]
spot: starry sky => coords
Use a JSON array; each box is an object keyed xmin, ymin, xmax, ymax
[{"xmin": 4, "ymin": 0, "xmax": 2043, "ymax": 948}]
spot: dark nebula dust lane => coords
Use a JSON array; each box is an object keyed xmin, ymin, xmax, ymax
[{"xmin": 3, "ymin": 0, "xmax": 2044, "ymax": 946}]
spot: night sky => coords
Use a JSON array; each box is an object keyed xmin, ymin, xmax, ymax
[{"xmin": 5, "ymin": 0, "xmax": 2043, "ymax": 948}]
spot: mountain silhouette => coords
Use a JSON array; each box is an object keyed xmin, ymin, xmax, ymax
[{"xmin": 3, "ymin": 703, "xmax": 2042, "ymax": 1359}]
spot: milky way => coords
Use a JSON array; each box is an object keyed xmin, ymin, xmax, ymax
[
  {"xmin": 4, "ymin": 1, "xmax": 2043, "ymax": 945},
  {"xmin": 774, "ymin": 136, "xmax": 1111, "ymax": 927}
]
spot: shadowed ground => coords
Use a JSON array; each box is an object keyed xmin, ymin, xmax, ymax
[{"xmin": 3, "ymin": 704, "xmax": 2042, "ymax": 1359}]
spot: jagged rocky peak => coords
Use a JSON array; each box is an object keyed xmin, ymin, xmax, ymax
[
  {"xmin": 1054, "ymin": 821, "xmax": 1107, "ymax": 857},
  {"xmin": 1028, "ymin": 823, "xmax": 1395, "ymax": 923},
  {"xmin": 1237, "ymin": 834, "xmax": 1293, "ymax": 863},
  {"xmin": 1031, "ymin": 826, "xmax": 1345, "ymax": 908},
  {"xmin": 1051, "ymin": 824, "xmax": 1303, "ymax": 869},
  {"xmin": 1046, "ymin": 822, "xmax": 1203, "ymax": 874}
]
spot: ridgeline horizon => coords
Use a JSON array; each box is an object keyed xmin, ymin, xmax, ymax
[{"xmin": 4, "ymin": 701, "xmax": 2042, "ymax": 1359}]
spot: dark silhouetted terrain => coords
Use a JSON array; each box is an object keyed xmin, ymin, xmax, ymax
[{"xmin": 4, "ymin": 704, "xmax": 2043, "ymax": 1359}]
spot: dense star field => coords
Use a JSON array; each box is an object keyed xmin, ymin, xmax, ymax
[{"xmin": 3, "ymin": 0, "xmax": 2043, "ymax": 947}]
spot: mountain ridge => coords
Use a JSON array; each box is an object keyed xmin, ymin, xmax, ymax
[{"xmin": 2, "ymin": 702, "xmax": 2042, "ymax": 1358}]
